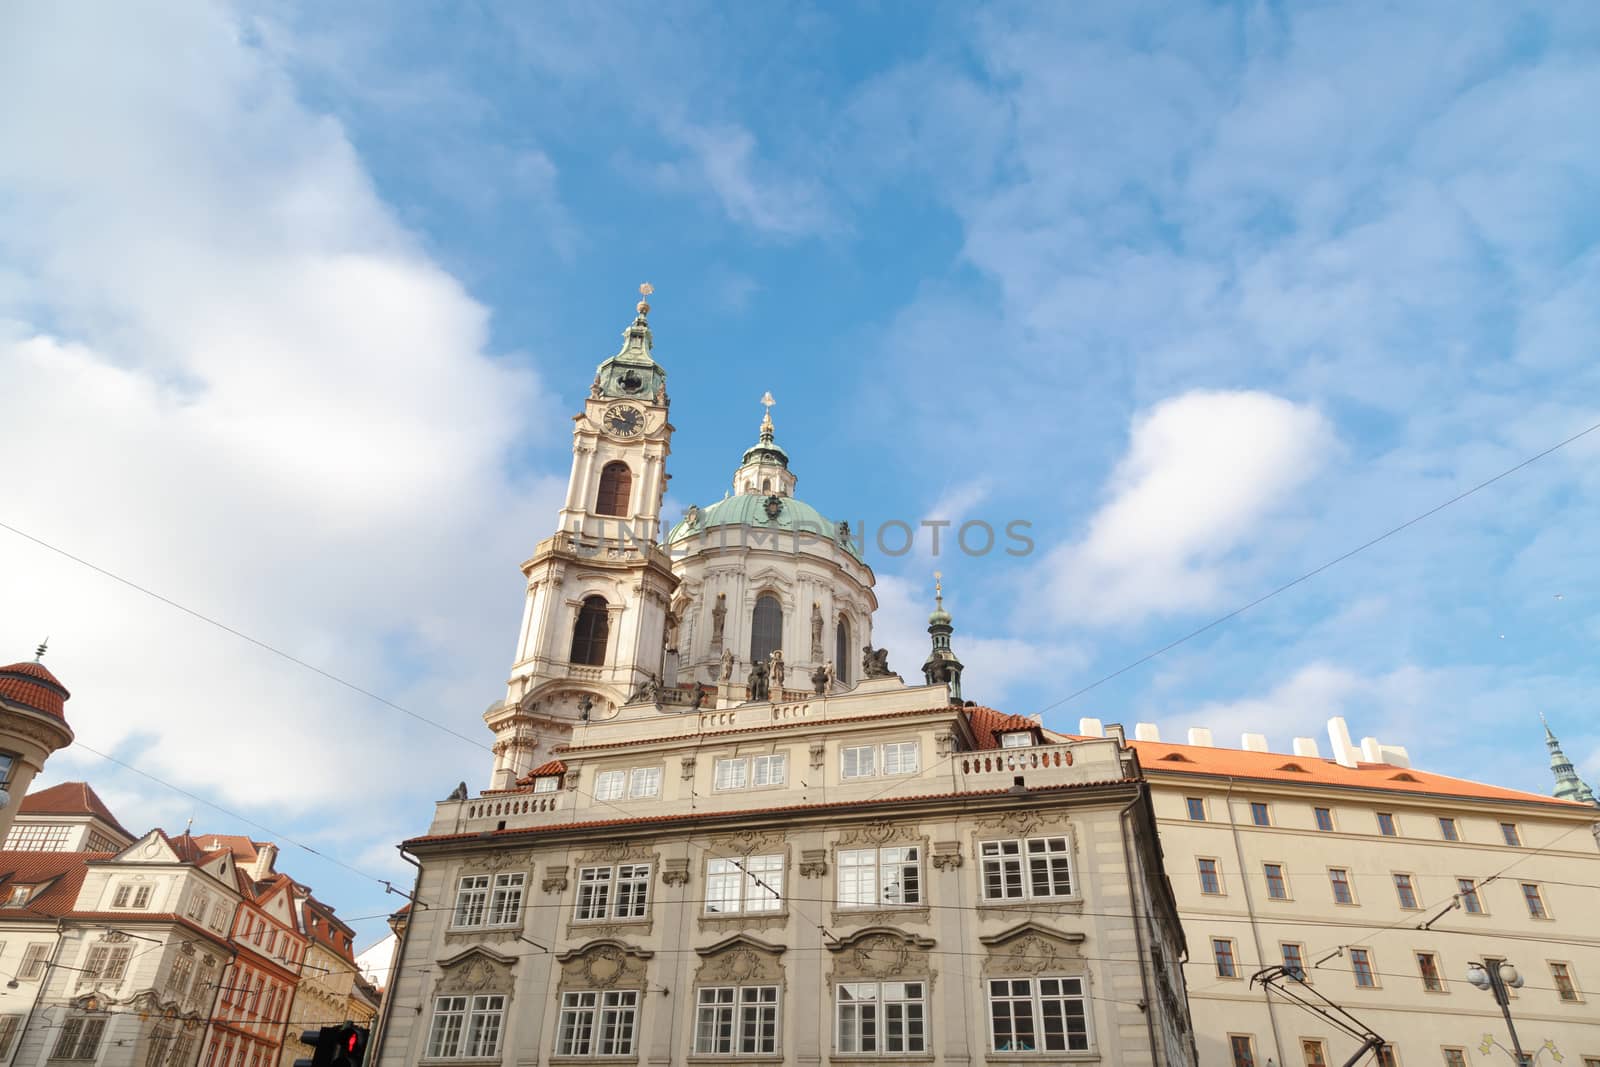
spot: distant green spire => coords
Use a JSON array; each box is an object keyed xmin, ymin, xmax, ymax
[
  {"xmin": 1542, "ymin": 713, "xmax": 1598, "ymax": 807},
  {"xmin": 922, "ymin": 572, "xmax": 963, "ymax": 703}
]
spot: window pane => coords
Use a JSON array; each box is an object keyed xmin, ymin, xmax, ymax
[{"xmin": 750, "ymin": 594, "xmax": 783, "ymax": 665}]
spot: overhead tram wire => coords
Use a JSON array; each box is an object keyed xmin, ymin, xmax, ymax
[{"xmin": 1031, "ymin": 415, "xmax": 1600, "ymax": 716}]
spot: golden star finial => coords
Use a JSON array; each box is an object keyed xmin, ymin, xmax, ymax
[{"xmin": 637, "ymin": 282, "xmax": 653, "ymax": 316}]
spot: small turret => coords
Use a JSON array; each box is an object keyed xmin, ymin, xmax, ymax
[
  {"xmin": 1542, "ymin": 713, "xmax": 1598, "ymax": 806},
  {"xmin": 732, "ymin": 391, "xmax": 797, "ymax": 498},
  {"xmin": 922, "ymin": 573, "xmax": 964, "ymax": 703}
]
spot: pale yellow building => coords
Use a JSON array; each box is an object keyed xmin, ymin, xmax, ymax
[{"xmin": 1071, "ymin": 717, "xmax": 1600, "ymax": 1067}]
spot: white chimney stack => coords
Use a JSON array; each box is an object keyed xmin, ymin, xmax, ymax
[
  {"xmin": 1360, "ymin": 737, "xmax": 1384, "ymax": 763},
  {"xmin": 1078, "ymin": 717, "xmax": 1104, "ymax": 737},
  {"xmin": 1292, "ymin": 737, "xmax": 1321, "ymax": 758},
  {"xmin": 1378, "ymin": 744, "xmax": 1411, "ymax": 768},
  {"xmin": 1134, "ymin": 723, "xmax": 1161, "ymax": 742},
  {"xmin": 1328, "ymin": 717, "xmax": 1360, "ymax": 769},
  {"xmin": 1241, "ymin": 732, "xmax": 1269, "ymax": 753},
  {"xmin": 1187, "ymin": 727, "xmax": 1214, "ymax": 747}
]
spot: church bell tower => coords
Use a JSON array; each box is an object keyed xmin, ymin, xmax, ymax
[{"xmin": 485, "ymin": 285, "xmax": 679, "ymax": 788}]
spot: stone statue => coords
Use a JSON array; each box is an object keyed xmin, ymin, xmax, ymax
[
  {"xmin": 836, "ymin": 520, "xmax": 850, "ymax": 541},
  {"xmin": 448, "ymin": 781, "xmax": 468, "ymax": 801},
  {"xmin": 710, "ymin": 593, "xmax": 727, "ymax": 649},
  {"xmin": 810, "ymin": 603, "xmax": 824, "ymax": 659},
  {"xmin": 747, "ymin": 661, "xmax": 769, "ymax": 701},
  {"xmin": 811, "ymin": 664, "xmax": 829, "ymax": 695},
  {"xmin": 578, "ymin": 694, "xmax": 595, "ymax": 720},
  {"xmin": 590, "ymin": 374, "xmax": 603, "ymax": 398},
  {"xmin": 664, "ymin": 611, "xmax": 679, "ymax": 651},
  {"xmin": 824, "ymin": 660, "xmax": 836, "ymax": 689},
  {"xmin": 719, "ymin": 647, "xmax": 735, "ymax": 681},
  {"xmin": 862, "ymin": 644, "xmax": 893, "ymax": 678},
  {"xmin": 768, "ymin": 648, "xmax": 785, "ymax": 693},
  {"xmin": 655, "ymin": 381, "xmax": 668, "ymax": 404},
  {"xmin": 629, "ymin": 673, "xmax": 660, "ymax": 704},
  {"xmin": 691, "ymin": 685, "xmax": 706, "ymax": 710}
]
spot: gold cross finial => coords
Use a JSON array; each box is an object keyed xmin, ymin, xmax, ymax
[
  {"xmin": 934, "ymin": 571, "xmax": 944, "ymax": 600},
  {"xmin": 760, "ymin": 391, "xmax": 775, "ymax": 412},
  {"xmin": 637, "ymin": 282, "xmax": 653, "ymax": 316}
]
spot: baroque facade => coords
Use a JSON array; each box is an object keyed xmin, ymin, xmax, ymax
[{"xmin": 377, "ymin": 294, "xmax": 1197, "ymax": 1067}]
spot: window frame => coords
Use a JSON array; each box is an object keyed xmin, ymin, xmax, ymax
[
  {"xmin": 556, "ymin": 988, "xmax": 641, "ymax": 1058},
  {"xmin": 1349, "ymin": 948, "xmax": 1378, "ymax": 988},
  {"xmin": 1197, "ymin": 857, "xmax": 1224, "ymax": 896},
  {"xmin": 984, "ymin": 975, "xmax": 1092, "ymax": 1054},
  {"xmin": 1281, "ymin": 942, "xmax": 1308, "ymax": 983},
  {"xmin": 841, "ymin": 741, "xmax": 920, "ymax": 780},
  {"xmin": 1548, "ymin": 961, "xmax": 1581, "ymax": 1003},
  {"xmin": 1500, "ymin": 822, "xmax": 1522, "ymax": 847},
  {"xmin": 1415, "ymin": 950, "xmax": 1445, "ymax": 993},
  {"xmin": 1521, "ymin": 882, "xmax": 1549, "ymax": 919},
  {"xmin": 1328, "ymin": 867, "xmax": 1356, "ymax": 906},
  {"xmin": 1212, "ymin": 938, "xmax": 1239, "ymax": 979},
  {"xmin": 693, "ymin": 984, "xmax": 781, "ymax": 1056},
  {"xmin": 1457, "ymin": 877, "xmax": 1485, "ymax": 915},
  {"xmin": 52, "ymin": 1017, "xmax": 107, "ymax": 1061},
  {"xmin": 1392, "ymin": 872, "xmax": 1420, "ymax": 910},
  {"xmin": 978, "ymin": 836, "xmax": 1075, "ymax": 903},
  {"xmin": 594, "ymin": 461, "xmax": 633, "ymax": 518},
  {"xmin": 836, "ymin": 846, "xmax": 921, "ymax": 909},
  {"xmin": 1228, "ymin": 1033, "xmax": 1257, "ymax": 1067},
  {"xmin": 834, "ymin": 980, "xmax": 927, "ymax": 1055},
  {"xmin": 1262, "ymin": 862, "xmax": 1289, "ymax": 901},
  {"xmin": 1312, "ymin": 806, "xmax": 1335, "ymax": 832},
  {"xmin": 573, "ymin": 863, "xmax": 651, "ymax": 923},
  {"xmin": 704, "ymin": 854, "xmax": 784, "ymax": 916},
  {"xmin": 712, "ymin": 753, "xmax": 786, "ymax": 792},
  {"xmin": 1185, "ymin": 797, "xmax": 1206, "ymax": 822},
  {"xmin": 424, "ymin": 993, "xmax": 505, "ymax": 1060},
  {"xmin": 1438, "ymin": 816, "xmax": 1460, "ymax": 842},
  {"xmin": 1249, "ymin": 802, "xmax": 1271, "ymax": 827},
  {"xmin": 1376, "ymin": 811, "xmax": 1398, "ymax": 837},
  {"xmin": 569, "ymin": 596, "xmax": 611, "ymax": 667},
  {"xmin": 1301, "ymin": 1038, "xmax": 1328, "ymax": 1066}
]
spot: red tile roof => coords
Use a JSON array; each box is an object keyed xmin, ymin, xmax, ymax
[
  {"xmin": 302, "ymin": 895, "xmax": 357, "ymax": 961},
  {"xmin": 18, "ymin": 781, "xmax": 133, "ymax": 839},
  {"xmin": 409, "ymin": 776, "xmax": 1139, "ymax": 848},
  {"xmin": 0, "ymin": 849, "xmax": 105, "ymax": 917},
  {"xmin": 1126, "ymin": 737, "xmax": 1594, "ymax": 810},
  {"xmin": 518, "ymin": 759, "xmax": 566, "ymax": 784},
  {"xmin": 0, "ymin": 660, "xmax": 70, "ymax": 721},
  {"xmin": 964, "ymin": 706, "xmax": 1040, "ymax": 749},
  {"xmin": 193, "ymin": 833, "xmax": 263, "ymax": 863}
]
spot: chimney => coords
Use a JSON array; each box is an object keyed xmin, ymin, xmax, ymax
[
  {"xmin": 1134, "ymin": 723, "xmax": 1161, "ymax": 742},
  {"xmin": 1104, "ymin": 723, "xmax": 1126, "ymax": 744},
  {"xmin": 1241, "ymin": 733, "xmax": 1269, "ymax": 753},
  {"xmin": 252, "ymin": 843, "xmax": 279, "ymax": 880},
  {"xmin": 1187, "ymin": 727, "xmax": 1214, "ymax": 747},
  {"xmin": 1078, "ymin": 717, "xmax": 1104, "ymax": 738},
  {"xmin": 1379, "ymin": 744, "xmax": 1411, "ymax": 768},
  {"xmin": 1327, "ymin": 717, "xmax": 1359, "ymax": 769},
  {"xmin": 1360, "ymin": 737, "xmax": 1383, "ymax": 763},
  {"xmin": 1292, "ymin": 737, "xmax": 1321, "ymax": 758}
]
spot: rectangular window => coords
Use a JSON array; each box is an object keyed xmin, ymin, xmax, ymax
[
  {"xmin": 841, "ymin": 743, "xmax": 918, "ymax": 779},
  {"xmin": 1263, "ymin": 863, "xmax": 1287, "ymax": 900},
  {"xmin": 1329, "ymin": 868, "xmax": 1354, "ymax": 905},
  {"xmin": 705, "ymin": 855, "xmax": 783, "ymax": 914},
  {"xmin": 838, "ymin": 847, "xmax": 920, "ymax": 908},
  {"xmin": 425, "ymin": 994, "xmax": 505, "ymax": 1059},
  {"xmin": 1350, "ymin": 948, "xmax": 1376, "ymax": 987},
  {"xmin": 146, "ymin": 1026, "xmax": 172, "ymax": 1067},
  {"xmin": 1313, "ymin": 807, "xmax": 1334, "ymax": 832},
  {"xmin": 452, "ymin": 875, "xmax": 489, "ymax": 927},
  {"xmin": 882, "ymin": 742, "xmax": 919, "ymax": 775},
  {"xmin": 113, "ymin": 883, "xmax": 153, "ymax": 909},
  {"xmin": 0, "ymin": 1015, "xmax": 21, "ymax": 1059},
  {"xmin": 1457, "ymin": 878, "xmax": 1483, "ymax": 914},
  {"xmin": 1521, "ymin": 883, "xmax": 1548, "ymax": 919},
  {"xmin": 1443, "ymin": 1050, "xmax": 1468, "ymax": 1067},
  {"xmin": 1438, "ymin": 817, "xmax": 1460, "ymax": 842},
  {"xmin": 713, "ymin": 758, "xmax": 749, "ymax": 791},
  {"xmin": 2, "ymin": 825, "xmax": 73, "ymax": 851},
  {"xmin": 82, "ymin": 945, "xmax": 132, "ymax": 981},
  {"xmin": 1376, "ymin": 1045, "xmax": 1398, "ymax": 1067},
  {"xmin": 841, "ymin": 745, "xmax": 877, "ymax": 779},
  {"xmin": 1549, "ymin": 962, "xmax": 1579, "ymax": 1002},
  {"xmin": 488, "ymin": 873, "xmax": 525, "ymax": 926},
  {"xmin": 574, "ymin": 864, "xmax": 650, "ymax": 922},
  {"xmin": 532, "ymin": 776, "xmax": 558, "ymax": 794},
  {"xmin": 557, "ymin": 989, "xmax": 639, "ymax": 1057},
  {"xmin": 835, "ymin": 981, "xmax": 926, "ymax": 1054},
  {"xmin": 1376, "ymin": 812, "xmax": 1397, "ymax": 836},
  {"xmin": 694, "ymin": 986, "xmax": 779, "ymax": 1055},
  {"xmin": 19, "ymin": 944, "xmax": 50, "ymax": 980},
  {"xmin": 1393, "ymin": 873, "xmax": 1419, "ymax": 909},
  {"xmin": 1000, "ymin": 732, "xmax": 1032, "ymax": 748},
  {"xmin": 1229, "ymin": 1034, "xmax": 1257, "ymax": 1067},
  {"xmin": 627, "ymin": 767, "xmax": 661, "ymax": 799},
  {"xmin": 53, "ymin": 1018, "xmax": 107, "ymax": 1060},
  {"xmin": 1185, "ymin": 797, "xmax": 1206, "ymax": 821},
  {"xmin": 1500, "ymin": 822, "xmax": 1522, "ymax": 846},
  {"xmin": 979, "ymin": 838, "xmax": 1073, "ymax": 901},
  {"xmin": 751, "ymin": 754, "xmax": 786, "ymax": 787},
  {"xmin": 594, "ymin": 770, "xmax": 626, "ymax": 801},
  {"xmin": 1302, "ymin": 1039, "xmax": 1327, "ymax": 1066},
  {"xmin": 1281, "ymin": 943, "xmax": 1307, "ymax": 982},
  {"xmin": 187, "ymin": 892, "xmax": 208, "ymax": 921},
  {"xmin": 1417, "ymin": 951, "xmax": 1443, "ymax": 992},
  {"xmin": 986, "ymin": 976, "xmax": 1089, "ymax": 1053},
  {"xmin": 166, "ymin": 956, "xmax": 194, "ymax": 1000},
  {"xmin": 1250, "ymin": 802, "xmax": 1270, "ymax": 827},
  {"xmin": 1198, "ymin": 858, "xmax": 1222, "ymax": 895},
  {"xmin": 1213, "ymin": 939, "xmax": 1238, "ymax": 979}
]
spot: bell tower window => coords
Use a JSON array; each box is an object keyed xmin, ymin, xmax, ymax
[
  {"xmin": 596, "ymin": 462, "xmax": 632, "ymax": 517},
  {"xmin": 835, "ymin": 615, "xmax": 850, "ymax": 684},
  {"xmin": 751, "ymin": 594, "xmax": 783, "ymax": 664},
  {"xmin": 570, "ymin": 597, "xmax": 611, "ymax": 666}
]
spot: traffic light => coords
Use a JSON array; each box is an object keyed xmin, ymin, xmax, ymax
[{"xmin": 293, "ymin": 1024, "xmax": 368, "ymax": 1067}]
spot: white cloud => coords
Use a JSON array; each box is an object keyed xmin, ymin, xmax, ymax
[
  {"xmin": 1043, "ymin": 390, "xmax": 1335, "ymax": 625},
  {"xmin": 0, "ymin": 4, "xmax": 562, "ymax": 825}
]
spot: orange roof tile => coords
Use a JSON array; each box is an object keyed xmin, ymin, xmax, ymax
[
  {"xmin": 18, "ymin": 781, "xmax": 133, "ymax": 839},
  {"xmin": 964, "ymin": 706, "xmax": 1040, "ymax": 749},
  {"xmin": 519, "ymin": 759, "xmax": 566, "ymax": 784},
  {"xmin": 0, "ymin": 849, "xmax": 106, "ymax": 917},
  {"xmin": 0, "ymin": 660, "xmax": 70, "ymax": 721},
  {"xmin": 1125, "ymin": 737, "xmax": 1594, "ymax": 810}
]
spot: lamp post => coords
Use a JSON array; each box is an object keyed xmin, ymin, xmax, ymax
[{"xmin": 1466, "ymin": 960, "xmax": 1527, "ymax": 1064}]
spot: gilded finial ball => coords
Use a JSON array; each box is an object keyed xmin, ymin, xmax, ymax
[{"xmin": 636, "ymin": 282, "xmax": 654, "ymax": 317}]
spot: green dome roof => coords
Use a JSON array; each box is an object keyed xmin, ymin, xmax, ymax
[{"xmin": 665, "ymin": 494, "xmax": 864, "ymax": 562}]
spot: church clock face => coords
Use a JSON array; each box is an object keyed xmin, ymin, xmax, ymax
[{"xmin": 604, "ymin": 404, "xmax": 644, "ymax": 437}]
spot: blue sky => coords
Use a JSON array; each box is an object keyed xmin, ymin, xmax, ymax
[{"xmin": 2, "ymin": 1, "xmax": 1597, "ymax": 951}]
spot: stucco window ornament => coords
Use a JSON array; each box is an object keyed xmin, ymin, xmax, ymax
[
  {"xmin": 978, "ymin": 922, "xmax": 1087, "ymax": 977},
  {"xmin": 836, "ymin": 820, "xmax": 918, "ymax": 848},
  {"xmin": 809, "ymin": 741, "xmax": 826, "ymax": 770},
  {"xmin": 826, "ymin": 928, "xmax": 937, "ymax": 985},
  {"xmin": 974, "ymin": 808, "xmax": 1067, "ymax": 839},
  {"xmin": 695, "ymin": 935, "xmax": 786, "ymax": 987},
  {"xmin": 662, "ymin": 858, "xmax": 691, "ymax": 887},
  {"xmin": 554, "ymin": 940, "xmax": 652, "ymax": 992},
  {"xmin": 680, "ymin": 755, "xmax": 696, "ymax": 781},
  {"xmin": 542, "ymin": 866, "xmax": 570, "ymax": 894},
  {"xmin": 930, "ymin": 842, "xmax": 963, "ymax": 871},
  {"xmin": 461, "ymin": 850, "xmax": 531, "ymax": 875},
  {"xmin": 799, "ymin": 849, "xmax": 829, "ymax": 879},
  {"xmin": 711, "ymin": 828, "xmax": 783, "ymax": 857},
  {"xmin": 434, "ymin": 947, "xmax": 517, "ymax": 998}
]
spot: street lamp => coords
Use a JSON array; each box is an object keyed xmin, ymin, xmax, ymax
[{"xmin": 1466, "ymin": 960, "xmax": 1527, "ymax": 1064}]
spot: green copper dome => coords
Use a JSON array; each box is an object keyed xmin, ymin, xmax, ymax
[{"xmin": 665, "ymin": 494, "xmax": 863, "ymax": 562}]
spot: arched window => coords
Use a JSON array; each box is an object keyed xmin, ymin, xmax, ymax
[
  {"xmin": 595, "ymin": 462, "xmax": 632, "ymax": 517},
  {"xmin": 750, "ymin": 594, "xmax": 783, "ymax": 664},
  {"xmin": 570, "ymin": 596, "xmax": 610, "ymax": 666},
  {"xmin": 835, "ymin": 614, "xmax": 850, "ymax": 684},
  {"xmin": 761, "ymin": 478, "xmax": 770, "ymax": 492}
]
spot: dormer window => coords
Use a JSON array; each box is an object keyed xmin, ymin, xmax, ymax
[
  {"xmin": 1000, "ymin": 732, "xmax": 1033, "ymax": 749},
  {"xmin": 532, "ymin": 776, "xmax": 560, "ymax": 794},
  {"xmin": 4, "ymin": 885, "xmax": 32, "ymax": 906}
]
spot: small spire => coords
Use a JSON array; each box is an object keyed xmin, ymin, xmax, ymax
[
  {"xmin": 935, "ymin": 571, "xmax": 944, "ymax": 610},
  {"xmin": 636, "ymin": 281, "xmax": 653, "ymax": 319},
  {"xmin": 34, "ymin": 638, "xmax": 48, "ymax": 662},
  {"xmin": 759, "ymin": 391, "xmax": 776, "ymax": 441}
]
